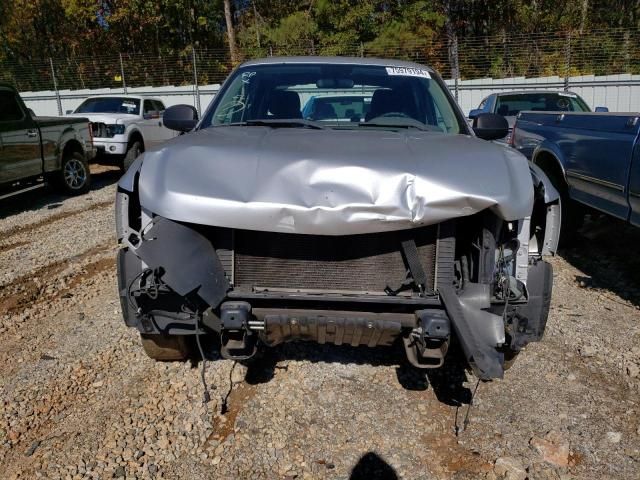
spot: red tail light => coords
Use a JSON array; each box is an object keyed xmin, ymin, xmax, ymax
[{"xmin": 88, "ymin": 122, "xmax": 94, "ymax": 145}]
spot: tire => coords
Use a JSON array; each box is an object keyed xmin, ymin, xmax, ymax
[
  {"xmin": 122, "ymin": 140, "xmax": 143, "ymax": 172},
  {"xmin": 140, "ymin": 333, "xmax": 191, "ymax": 361},
  {"xmin": 503, "ymin": 349, "xmax": 520, "ymax": 370},
  {"xmin": 56, "ymin": 152, "xmax": 91, "ymax": 195},
  {"xmin": 544, "ymin": 167, "xmax": 584, "ymax": 247},
  {"xmin": 558, "ymin": 195, "xmax": 585, "ymax": 247}
]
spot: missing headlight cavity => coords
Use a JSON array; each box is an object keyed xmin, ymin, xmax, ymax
[{"xmin": 115, "ymin": 171, "xmax": 141, "ymax": 242}]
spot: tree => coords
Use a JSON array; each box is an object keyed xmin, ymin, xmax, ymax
[{"xmin": 224, "ymin": 0, "xmax": 239, "ymax": 64}]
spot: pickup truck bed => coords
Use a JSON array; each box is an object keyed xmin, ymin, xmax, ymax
[{"xmin": 513, "ymin": 111, "xmax": 640, "ymax": 228}]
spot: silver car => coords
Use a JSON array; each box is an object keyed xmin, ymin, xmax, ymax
[{"xmin": 116, "ymin": 57, "xmax": 560, "ymax": 381}]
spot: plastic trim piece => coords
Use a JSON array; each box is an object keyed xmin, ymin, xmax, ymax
[{"xmin": 439, "ymin": 285, "xmax": 504, "ymax": 380}]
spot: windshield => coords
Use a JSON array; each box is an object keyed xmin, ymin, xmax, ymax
[
  {"xmin": 495, "ymin": 93, "xmax": 590, "ymax": 116},
  {"xmin": 201, "ymin": 63, "xmax": 463, "ymax": 134},
  {"xmin": 75, "ymin": 97, "xmax": 140, "ymax": 115}
]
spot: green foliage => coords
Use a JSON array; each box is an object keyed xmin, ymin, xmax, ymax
[
  {"xmin": 265, "ymin": 11, "xmax": 318, "ymax": 47},
  {"xmin": 2, "ymin": 0, "xmax": 640, "ymax": 90}
]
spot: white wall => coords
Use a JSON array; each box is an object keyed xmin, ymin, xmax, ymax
[
  {"xmin": 21, "ymin": 85, "xmax": 221, "ymax": 117},
  {"xmin": 20, "ymin": 73, "xmax": 640, "ymax": 118}
]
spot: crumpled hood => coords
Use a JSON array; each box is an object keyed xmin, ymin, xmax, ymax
[{"xmin": 132, "ymin": 126, "xmax": 534, "ymax": 235}]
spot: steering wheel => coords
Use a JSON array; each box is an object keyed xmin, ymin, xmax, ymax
[{"xmin": 379, "ymin": 111, "xmax": 411, "ymax": 118}]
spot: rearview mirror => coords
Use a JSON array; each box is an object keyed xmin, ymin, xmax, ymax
[
  {"xmin": 472, "ymin": 113, "xmax": 509, "ymax": 141},
  {"xmin": 163, "ymin": 105, "xmax": 198, "ymax": 132},
  {"xmin": 316, "ymin": 78, "xmax": 354, "ymax": 89},
  {"xmin": 595, "ymin": 106, "xmax": 609, "ymax": 112}
]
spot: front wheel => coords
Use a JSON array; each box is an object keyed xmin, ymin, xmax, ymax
[
  {"xmin": 56, "ymin": 152, "xmax": 91, "ymax": 195},
  {"xmin": 122, "ymin": 140, "xmax": 143, "ymax": 172},
  {"xmin": 543, "ymin": 167, "xmax": 583, "ymax": 247},
  {"xmin": 140, "ymin": 333, "xmax": 191, "ymax": 361}
]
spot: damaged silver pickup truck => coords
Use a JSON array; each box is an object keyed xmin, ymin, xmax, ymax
[{"xmin": 116, "ymin": 57, "xmax": 560, "ymax": 380}]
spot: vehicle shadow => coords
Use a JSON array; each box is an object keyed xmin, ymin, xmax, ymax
[
  {"xmin": 0, "ymin": 165, "xmax": 121, "ymax": 220},
  {"xmin": 560, "ymin": 214, "xmax": 640, "ymax": 308},
  {"xmin": 350, "ymin": 451, "xmax": 399, "ymax": 480},
  {"xmin": 197, "ymin": 336, "xmax": 473, "ymax": 405}
]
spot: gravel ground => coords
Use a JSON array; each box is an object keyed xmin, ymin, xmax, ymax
[{"xmin": 0, "ymin": 166, "xmax": 638, "ymax": 480}]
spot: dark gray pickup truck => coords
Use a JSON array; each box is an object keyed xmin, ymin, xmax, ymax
[{"xmin": 0, "ymin": 84, "xmax": 95, "ymax": 198}]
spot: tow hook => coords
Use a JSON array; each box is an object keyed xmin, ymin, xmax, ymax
[
  {"xmin": 403, "ymin": 310, "xmax": 450, "ymax": 368},
  {"xmin": 219, "ymin": 302, "xmax": 258, "ymax": 360}
]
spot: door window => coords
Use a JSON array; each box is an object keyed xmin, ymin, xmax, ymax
[
  {"xmin": 153, "ymin": 100, "xmax": 165, "ymax": 113},
  {"xmin": 143, "ymin": 100, "xmax": 155, "ymax": 115},
  {"xmin": 0, "ymin": 91, "xmax": 25, "ymax": 122}
]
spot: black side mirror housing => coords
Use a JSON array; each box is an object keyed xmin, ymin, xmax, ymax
[
  {"xmin": 164, "ymin": 104, "xmax": 199, "ymax": 132},
  {"xmin": 472, "ymin": 113, "xmax": 509, "ymax": 141},
  {"xmin": 468, "ymin": 108, "xmax": 482, "ymax": 119}
]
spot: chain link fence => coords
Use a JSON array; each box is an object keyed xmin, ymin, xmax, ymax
[{"xmin": 2, "ymin": 28, "xmax": 640, "ymax": 114}]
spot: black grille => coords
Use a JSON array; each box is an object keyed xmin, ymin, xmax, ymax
[{"xmin": 231, "ymin": 227, "xmax": 439, "ymax": 294}]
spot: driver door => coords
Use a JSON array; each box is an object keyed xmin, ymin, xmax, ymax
[
  {"xmin": 0, "ymin": 89, "xmax": 42, "ymax": 184},
  {"xmin": 140, "ymin": 99, "xmax": 162, "ymax": 148}
]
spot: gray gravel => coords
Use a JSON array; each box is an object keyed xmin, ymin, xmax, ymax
[{"xmin": 0, "ymin": 166, "xmax": 638, "ymax": 479}]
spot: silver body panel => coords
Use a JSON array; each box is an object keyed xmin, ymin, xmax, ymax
[{"xmin": 130, "ymin": 126, "xmax": 534, "ymax": 235}]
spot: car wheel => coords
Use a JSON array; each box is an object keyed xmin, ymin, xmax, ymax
[
  {"xmin": 503, "ymin": 348, "xmax": 520, "ymax": 370},
  {"xmin": 122, "ymin": 140, "xmax": 143, "ymax": 172},
  {"xmin": 57, "ymin": 152, "xmax": 91, "ymax": 195},
  {"xmin": 140, "ymin": 333, "xmax": 191, "ymax": 361},
  {"xmin": 544, "ymin": 168, "xmax": 583, "ymax": 247}
]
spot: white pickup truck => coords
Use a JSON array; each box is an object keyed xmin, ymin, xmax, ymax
[{"xmin": 67, "ymin": 96, "xmax": 177, "ymax": 170}]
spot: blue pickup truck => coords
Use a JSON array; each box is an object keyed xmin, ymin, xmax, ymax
[{"xmin": 512, "ymin": 112, "xmax": 640, "ymax": 238}]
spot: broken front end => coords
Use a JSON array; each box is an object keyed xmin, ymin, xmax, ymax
[{"xmin": 116, "ymin": 165, "xmax": 559, "ymax": 380}]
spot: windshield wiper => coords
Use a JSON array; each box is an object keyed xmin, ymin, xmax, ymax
[
  {"xmin": 225, "ymin": 119, "xmax": 326, "ymax": 130},
  {"xmin": 359, "ymin": 121, "xmax": 436, "ymax": 132}
]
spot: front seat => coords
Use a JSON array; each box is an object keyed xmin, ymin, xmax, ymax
[
  {"xmin": 268, "ymin": 91, "xmax": 302, "ymax": 119},
  {"xmin": 365, "ymin": 89, "xmax": 416, "ymax": 121},
  {"xmin": 366, "ymin": 90, "xmax": 398, "ymax": 121},
  {"xmin": 313, "ymin": 102, "xmax": 338, "ymax": 121}
]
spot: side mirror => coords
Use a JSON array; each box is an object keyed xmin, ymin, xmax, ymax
[
  {"xmin": 595, "ymin": 106, "xmax": 609, "ymax": 113},
  {"xmin": 472, "ymin": 113, "xmax": 509, "ymax": 141},
  {"xmin": 468, "ymin": 108, "xmax": 482, "ymax": 119},
  {"xmin": 66, "ymin": 109, "xmax": 73, "ymax": 115},
  {"xmin": 163, "ymin": 104, "xmax": 198, "ymax": 132}
]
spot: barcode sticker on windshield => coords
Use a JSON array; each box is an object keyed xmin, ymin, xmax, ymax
[
  {"xmin": 122, "ymin": 102, "xmax": 136, "ymax": 107},
  {"xmin": 385, "ymin": 66, "xmax": 431, "ymax": 78}
]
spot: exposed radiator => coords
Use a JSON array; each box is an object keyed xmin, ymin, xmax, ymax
[{"xmin": 212, "ymin": 223, "xmax": 455, "ymax": 296}]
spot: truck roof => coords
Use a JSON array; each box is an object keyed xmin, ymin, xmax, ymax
[
  {"xmin": 239, "ymin": 56, "xmax": 436, "ymax": 72},
  {"xmin": 82, "ymin": 95, "xmax": 164, "ymax": 102},
  {"xmin": 494, "ymin": 90, "xmax": 581, "ymax": 96}
]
